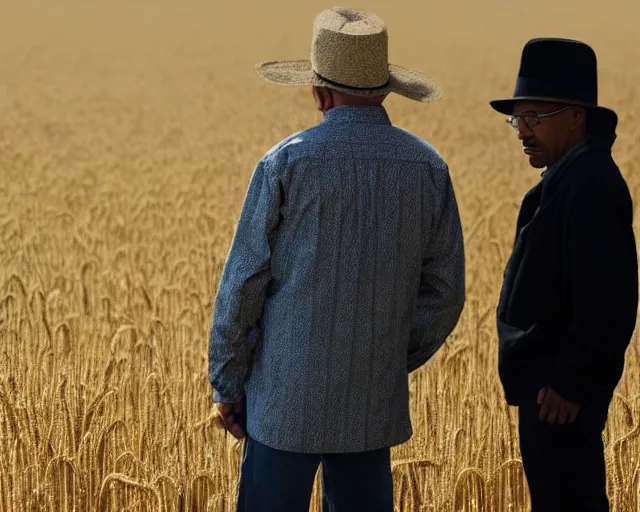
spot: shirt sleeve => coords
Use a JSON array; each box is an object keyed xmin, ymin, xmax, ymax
[
  {"xmin": 548, "ymin": 180, "xmax": 638, "ymax": 404},
  {"xmin": 208, "ymin": 158, "xmax": 283, "ymax": 403},
  {"xmin": 408, "ymin": 167, "xmax": 466, "ymax": 372}
]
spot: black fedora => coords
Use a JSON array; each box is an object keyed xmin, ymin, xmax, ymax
[{"xmin": 490, "ymin": 38, "xmax": 617, "ymax": 129}]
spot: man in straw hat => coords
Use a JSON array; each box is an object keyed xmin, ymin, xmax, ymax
[
  {"xmin": 209, "ymin": 6, "xmax": 465, "ymax": 511},
  {"xmin": 491, "ymin": 38, "xmax": 638, "ymax": 511}
]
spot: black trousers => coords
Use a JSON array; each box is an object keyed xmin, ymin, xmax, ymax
[
  {"xmin": 236, "ymin": 436, "xmax": 394, "ymax": 512},
  {"xmin": 518, "ymin": 401, "xmax": 610, "ymax": 512}
]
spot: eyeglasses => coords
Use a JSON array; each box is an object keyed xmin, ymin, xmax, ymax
[{"xmin": 506, "ymin": 106, "xmax": 574, "ymax": 130}]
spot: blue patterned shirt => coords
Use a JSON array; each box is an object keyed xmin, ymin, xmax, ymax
[{"xmin": 209, "ymin": 106, "xmax": 465, "ymax": 453}]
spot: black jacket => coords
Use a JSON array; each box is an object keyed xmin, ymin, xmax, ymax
[{"xmin": 497, "ymin": 132, "xmax": 638, "ymax": 407}]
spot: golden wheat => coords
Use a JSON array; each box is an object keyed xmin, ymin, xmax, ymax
[{"xmin": 1, "ymin": 0, "xmax": 639, "ymax": 510}]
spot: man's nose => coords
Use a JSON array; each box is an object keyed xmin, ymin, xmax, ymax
[{"xmin": 517, "ymin": 122, "xmax": 533, "ymax": 141}]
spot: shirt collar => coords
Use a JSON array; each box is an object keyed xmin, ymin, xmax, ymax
[{"xmin": 321, "ymin": 106, "xmax": 391, "ymax": 125}]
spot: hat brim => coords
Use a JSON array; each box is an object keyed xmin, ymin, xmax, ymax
[
  {"xmin": 490, "ymin": 96, "xmax": 617, "ymax": 118},
  {"xmin": 490, "ymin": 96, "xmax": 619, "ymax": 135},
  {"xmin": 255, "ymin": 60, "xmax": 442, "ymax": 103}
]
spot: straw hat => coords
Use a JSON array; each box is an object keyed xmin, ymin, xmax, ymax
[{"xmin": 255, "ymin": 7, "xmax": 442, "ymax": 102}]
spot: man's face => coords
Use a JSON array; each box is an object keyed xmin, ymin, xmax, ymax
[{"xmin": 511, "ymin": 101, "xmax": 585, "ymax": 169}]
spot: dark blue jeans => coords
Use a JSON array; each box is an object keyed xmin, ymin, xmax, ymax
[
  {"xmin": 236, "ymin": 437, "xmax": 394, "ymax": 512},
  {"xmin": 518, "ymin": 401, "xmax": 610, "ymax": 512}
]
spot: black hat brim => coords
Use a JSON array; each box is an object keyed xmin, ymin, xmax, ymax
[
  {"xmin": 490, "ymin": 97, "xmax": 618, "ymax": 131},
  {"xmin": 490, "ymin": 96, "xmax": 616, "ymax": 117}
]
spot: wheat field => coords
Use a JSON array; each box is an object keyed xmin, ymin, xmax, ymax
[{"xmin": 1, "ymin": 0, "xmax": 639, "ymax": 510}]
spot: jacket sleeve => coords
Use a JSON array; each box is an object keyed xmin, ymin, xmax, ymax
[
  {"xmin": 208, "ymin": 159, "xmax": 282, "ymax": 403},
  {"xmin": 548, "ymin": 180, "xmax": 638, "ymax": 404},
  {"xmin": 408, "ymin": 167, "xmax": 466, "ymax": 372}
]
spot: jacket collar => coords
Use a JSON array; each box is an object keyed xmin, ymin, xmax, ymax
[{"xmin": 539, "ymin": 132, "xmax": 616, "ymax": 201}]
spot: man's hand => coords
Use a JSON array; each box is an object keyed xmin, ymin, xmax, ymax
[
  {"xmin": 537, "ymin": 386, "xmax": 581, "ymax": 424},
  {"xmin": 216, "ymin": 399, "xmax": 247, "ymax": 440}
]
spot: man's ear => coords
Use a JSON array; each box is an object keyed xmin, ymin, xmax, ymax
[
  {"xmin": 312, "ymin": 86, "xmax": 324, "ymax": 112},
  {"xmin": 572, "ymin": 107, "xmax": 588, "ymax": 131},
  {"xmin": 323, "ymin": 88, "xmax": 334, "ymax": 112},
  {"xmin": 313, "ymin": 86, "xmax": 334, "ymax": 113}
]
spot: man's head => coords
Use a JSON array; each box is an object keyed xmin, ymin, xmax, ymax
[
  {"xmin": 490, "ymin": 38, "xmax": 618, "ymax": 167},
  {"xmin": 508, "ymin": 101, "xmax": 588, "ymax": 169},
  {"xmin": 312, "ymin": 86, "xmax": 387, "ymax": 113}
]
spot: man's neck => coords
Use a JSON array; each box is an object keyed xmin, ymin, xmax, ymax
[
  {"xmin": 547, "ymin": 134, "xmax": 588, "ymax": 168},
  {"xmin": 319, "ymin": 89, "xmax": 386, "ymax": 114}
]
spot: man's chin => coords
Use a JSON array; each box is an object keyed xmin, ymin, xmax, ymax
[{"xmin": 527, "ymin": 155, "xmax": 546, "ymax": 169}]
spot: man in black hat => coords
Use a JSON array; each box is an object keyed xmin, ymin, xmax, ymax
[{"xmin": 490, "ymin": 38, "xmax": 638, "ymax": 511}]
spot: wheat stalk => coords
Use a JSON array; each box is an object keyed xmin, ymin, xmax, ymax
[
  {"xmin": 44, "ymin": 456, "xmax": 84, "ymax": 512},
  {"xmin": 97, "ymin": 473, "xmax": 161, "ymax": 512}
]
